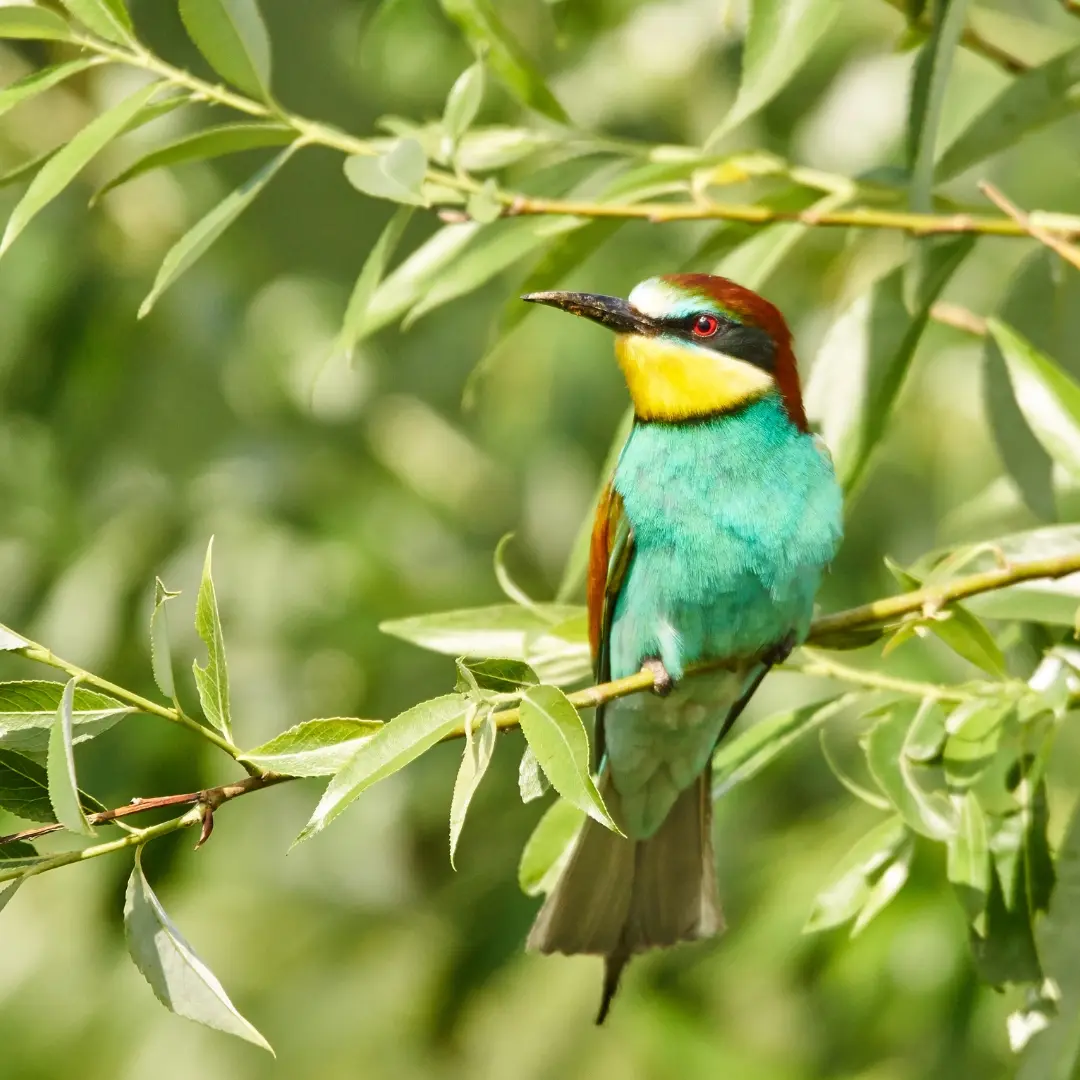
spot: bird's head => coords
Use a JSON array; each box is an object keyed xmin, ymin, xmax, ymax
[{"xmin": 523, "ymin": 273, "xmax": 806, "ymax": 428}]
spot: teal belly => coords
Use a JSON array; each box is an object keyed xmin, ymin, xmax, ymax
[{"xmin": 604, "ymin": 392, "xmax": 843, "ymax": 838}]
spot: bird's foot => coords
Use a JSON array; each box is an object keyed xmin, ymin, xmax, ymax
[{"xmin": 642, "ymin": 657, "xmax": 674, "ymax": 697}]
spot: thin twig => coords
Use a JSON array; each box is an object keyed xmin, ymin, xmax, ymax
[
  {"xmin": 931, "ymin": 301, "xmax": 988, "ymax": 337},
  {"xmin": 980, "ymin": 181, "xmax": 1080, "ymax": 272}
]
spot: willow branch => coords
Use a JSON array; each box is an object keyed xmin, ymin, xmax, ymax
[{"xmin": 980, "ymin": 181, "xmax": 1080, "ymax": 272}]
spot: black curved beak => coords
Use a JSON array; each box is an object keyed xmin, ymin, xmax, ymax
[{"xmin": 521, "ymin": 291, "xmax": 651, "ymax": 335}]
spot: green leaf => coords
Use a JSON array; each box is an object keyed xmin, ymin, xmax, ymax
[
  {"xmin": 819, "ymin": 730, "xmax": 892, "ymax": 810},
  {"xmin": 448, "ymin": 705, "xmax": 496, "ymax": 867},
  {"xmin": 0, "ymin": 880, "xmax": 21, "ymax": 914},
  {"xmin": 928, "ymin": 603, "xmax": 1008, "ymax": 676},
  {"xmin": 443, "ymin": 60, "xmax": 485, "ymax": 147},
  {"xmin": 988, "ymin": 318, "xmax": 1080, "ymax": 480},
  {"xmin": 970, "ymin": 856, "xmax": 1043, "ymax": 987},
  {"xmin": 852, "ymin": 834, "xmax": 914, "ymax": 936},
  {"xmin": 0, "ymin": 57, "xmax": 105, "ymax": 121},
  {"xmin": 943, "ymin": 700, "xmax": 1010, "ymax": 788},
  {"xmin": 518, "ymin": 744, "xmax": 549, "ymax": 803},
  {"xmin": 334, "ymin": 205, "xmax": 414, "ymax": 362},
  {"xmin": 0, "ymin": 625, "xmax": 28, "ymax": 651},
  {"xmin": 438, "ymin": 0, "xmax": 568, "ymax": 123},
  {"xmin": 191, "ymin": 538, "xmax": 232, "ymax": 741},
  {"xmin": 178, "ymin": 0, "xmax": 272, "ymax": 100},
  {"xmin": 517, "ymin": 685, "xmax": 619, "ymax": 833},
  {"xmin": 948, "ymin": 790, "xmax": 991, "ymax": 920},
  {"xmin": 404, "ymin": 217, "xmax": 581, "ymax": 326},
  {"xmin": 455, "ymin": 657, "xmax": 538, "ymax": 695},
  {"xmin": 863, "ymin": 708, "xmax": 955, "ymax": 839},
  {"xmin": 903, "ymin": 697, "xmax": 947, "ymax": 762},
  {"xmin": 94, "ymin": 122, "xmax": 294, "ymax": 203},
  {"xmin": 907, "ymin": 0, "xmax": 973, "ymax": 215},
  {"xmin": 713, "ymin": 695, "xmax": 856, "ymax": 798},
  {"xmin": 298, "ymin": 694, "xmax": 470, "ymax": 843},
  {"xmin": 344, "ymin": 140, "xmax": 428, "ymax": 207},
  {"xmin": 125, "ymin": 849, "xmax": 273, "ymax": 1053},
  {"xmin": 936, "ymin": 44, "xmax": 1080, "ymax": 182},
  {"xmin": 0, "ymin": 748, "xmax": 55, "ymax": 823},
  {"xmin": 804, "ymin": 238, "xmax": 973, "ymax": 492},
  {"xmin": 58, "ymin": 0, "xmax": 133, "ymax": 43},
  {"xmin": 0, "ymin": 681, "xmax": 133, "ymax": 755},
  {"xmin": 0, "ymin": 81, "xmax": 159, "ymax": 260},
  {"xmin": 804, "ymin": 816, "xmax": 909, "ymax": 933},
  {"xmin": 518, "ymin": 798, "xmax": 584, "ymax": 896},
  {"xmin": 465, "ymin": 179, "xmax": 501, "ymax": 224},
  {"xmin": 47, "ymin": 679, "xmax": 94, "ymax": 836},
  {"xmin": 149, "ymin": 577, "xmax": 180, "ymax": 703},
  {"xmin": 0, "ymin": 6, "xmax": 72, "ymax": 40},
  {"xmin": 138, "ymin": 143, "xmax": 296, "ymax": 317},
  {"xmin": 706, "ymin": 0, "xmax": 839, "ymax": 145},
  {"xmin": 240, "ymin": 718, "xmax": 382, "ymax": 777}
]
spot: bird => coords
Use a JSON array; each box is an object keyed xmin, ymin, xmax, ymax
[{"xmin": 521, "ymin": 273, "xmax": 844, "ymax": 1022}]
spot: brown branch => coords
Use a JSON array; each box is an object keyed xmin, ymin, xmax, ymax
[
  {"xmin": 931, "ymin": 301, "xmax": 988, "ymax": 337},
  {"xmin": 980, "ymin": 181, "xmax": 1080, "ymax": 272}
]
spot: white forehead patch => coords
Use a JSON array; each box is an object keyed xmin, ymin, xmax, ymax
[{"xmin": 627, "ymin": 278, "xmax": 683, "ymax": 320}]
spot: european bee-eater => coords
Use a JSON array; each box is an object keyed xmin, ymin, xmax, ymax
[{"xmin": 522, "ymin": 274, "xmax": 844, "ymax": 1021}]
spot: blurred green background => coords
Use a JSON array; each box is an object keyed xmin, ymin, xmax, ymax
[{"xmin": 1, "ymin": 0, "xmax": 1079, "ymax": 1076}]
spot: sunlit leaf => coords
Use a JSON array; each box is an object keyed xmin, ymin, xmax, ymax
[
  {"xmin": 438, "ymin": 0, "xmax": 568, "ymax": 123},
  {"xmin": 125, "ymin": 849, "xmax": 273, "ymax": 1052},
  {"xmin": 936, "ymin": 44, "xmax": 1080, "ymax": 182},
  {"xmin": 852, "ymin": 834, "xmax": 914, "ymax": 936},
  {"xmin": 903, "ymin": 697, "xmax": 947, "ymax": 762},
  {"xmin": 948, "ymin": 790, "xmax": 991, "ymax": 920},
  {"xmin": 0, "ymin": 57, "xmax": 105, "ymax": 121},
  {"xmin": 943, "ymin": 699, "xmax": 1011, "ymax": 789},
  {"xmin": 455, "ymin": 657, "xmax": 538, "ymax": 695},
  {"xmin": 94, "ymin": 122, "xmax": 294, "ymax": 203},
  {"xmin": 928, "ymin": 603, "xmax": 1007, "ymax": 676},
  {"xmin": 518, "ymin": 744, "xmax": 549, "ymax": 803},
  {"xmin": 297, "ymin": 694, "xmax": 470, "ymax": 842},
  {"xmin": 819, "ymin": 730, "xmax": 892, "ymax": 809},
  {"xmin": 139, "ymin": 143, "xmax": 297, "ymax": 317},
  {"xmin": 58, "ymin": 0, "xmax": 133, "ymax": 43},
  {"xmin": 149, "ymin": 577, "xmax": 180, "ymax": 704},
  {"xmin": 706, "ymin": 0, "xmax": 839, "ymax": 145},
  {"xmin": 713, "ymin": 695, "xmax": 855, "ymax": 798},
  {"xmin": 241, "ymin": 718, "xmax": 383, "ymax": 777},
  {"xmin": 46, "ymin": 679, "xmax": 94, "ymax": 836},
  {"xmin": 518, "ymin": 797, "xmax": 584, "ymax": 896},
  {"xmin": 0, "ymin": 625, "xmax": 28, "ymax": 651},
  {"xmin": 179, "ymin": 0, "xmax": 272, "ymax": 100},
  {"xmin": 344, "ymin": 140, "xmax": 428, "ymax": 206},
  {"xmin": 190, "ymin": 539, "xmax": 233, "ymax": 740},
  {"xmin": 443, "ymin": 60, "xmax": 485, "ymax": 149},
  {"xmin": 0, "ymin": 81, "xmax": 160, "ymax": 260},
  {"xmin": 448, "ymin": 705, "xmax": 496, "ymax": 867},
  {"xmin": 0, "ymin": 6, "xmax": 72, "ymax": 40},
  {"xmin": 0, "ymin": 748, "xmax": 55, "ymax": 823},
  {"xmin": 804, "ymin": 816, "xmax": 909, "ymax": 933},
  {"xmin": 517, "ymin": 685, "xmax": 619, "ymax": 832},
  {"xmin": 0, "ymin": 681, "xmax": 134, "ymax": 755}
]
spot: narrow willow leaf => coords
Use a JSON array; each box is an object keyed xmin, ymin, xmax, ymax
[
  {"xmin": 988, "ymin": 318, "xmax": 1080, "ymax": 479},
  {"xmin": 852, "ymin": 834, "xmax": 914, "ymax": 936},
  {"xmin": 936, "ymin": 44, "xmax": 1080, "ymax": 182},
  {"xmin": 0, "ymin": 57, "xmax": 105, "ymax": 121},
  {"xmin": 443, "ymin": 60, "xmax": 485, "ymax": 146},
  {"xmin": 0, "ymin": 625, "xmax": 28, "ymax": 651},
  {"xmin": 517, "ymin": 685, "xmax": 619, "ymax": 833},
  {"xmin": 0, "ymin": 681, "xmax": 134, "ymax": 754},
  {"xmin": 706, "ymin": 0, "xmax": 839, "ymax": 145},
  {"xmin": 0, "ymin": 748, "xmax": 55, "ymax": 823},
  {"xmin": 0, "ymin": 81, "xmax": 159, "ymax": 260},
  {"xmin": 179, "ymin": 0, "xmax": 271, "ymax": 100},
  {"xmin": 94, "ymin": 122, "xmax": 294, "ymax": 203},
  {"xmin": 0, "ymin": 6, "xmax": 72, "ymax": 39},
  {"xmin": 943, "ymin": 700, "xmax": 1010, "ymax": 788},
  {"xmin": 298, "ymin": 694, "xmax": 469, "ymax": 843},
  {"xmin": 0, "ymin": 838, "xmax": 39, "ymax": 868},
  {"xmin": 150, "ymin": 578, "xmax": 180, "ymax": 703},
  {"xmin": 903, "ymin": 697, "xmax": 947, "ymax": 762},
  {"xmin": 518, "ymin": 798, "xmax": 584, "ymax": 896},
  {"xmin": 804, "ymin": 238, "xmax": 972, "ymax": 492},
  {"xmin": 948, "ymin": 790, "xmax": 990, "ymax": 920},
  {"xmin": 58, "ymin": 0, "xmax": 133, "ymax": 43},
  {"xmin": 438, "ymin": 0, "xmax": 567, "ymax": 123},
  {"xmin": 46, "ymin": 679, "xmax": 94, "ymax": 836},
  {"xmin": 455, "ymin": 657, "xmax": 538, "ymax": 695},
  {"xmin": 241, "ymin": 718, "xmax": 383, "ymax": 777},
  {"xmin": 804, "ymin": 816, "xmax": 909, "ymax": 933},
  {"xmin": 863, "ymin": 709, "xmax": 955, "ymax": 839},
  {"xmin": 335, "ymin": 206, "xmax": 414, "ymax": 360},
  {"xmin": 819, "ymin": 730, "xmax": 891, "ymax": 810},
  {"xmin": 928, "ymin": 603, "xmax": 1007, "ymax": 676},
  {"xmin": 907, "ymin": 0, "xmax": 973, "ymax": 215},
  {"xmin": 380, "ymin": 603, "xmax": 583, "ymax": 658},
  {"xmin": 448, "ymin": 706, "xmax": 496, "ymax": 867},
  {"xmin": 192, "ymin": 538, "xmax": 231, "ymax": 740},
  {"xmin": 518, "ymin": 744, "xmax": 549, "ymax": 803},
  {"xmin": 0, "ymin": 879, "xmax": 21, "ymax": 914},
  {"xmin": 404, "ymin": 217, "xmax": 581, "ymax": 325},
  {"xmin": 713, "ymin": 695, "xmax": 856, "ymax": 798},
  {"xmin": 125, "ymin": 850, "xmax": 273, "ymax": 1052},
  {"xmin": 139, "ymin": 143, "xmax": 296, "ymax": 317},
  {"xmin": 344, "ymin": 140, "xmax": 428, "ymax": 206}
]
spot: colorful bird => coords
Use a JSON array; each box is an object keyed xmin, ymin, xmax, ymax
[{"xmin": 522, "ymin": 274, "xmax": 844, "ymax": 1022}]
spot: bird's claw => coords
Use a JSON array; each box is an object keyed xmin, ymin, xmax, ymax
[{"xmin": 643, "ymin": 657, "xmax": 674, "ymax": 697}]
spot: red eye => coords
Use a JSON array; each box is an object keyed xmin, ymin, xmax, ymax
[{"xmin": 692, "ymin": 314, "xmax": 719, "ymax": 338}]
